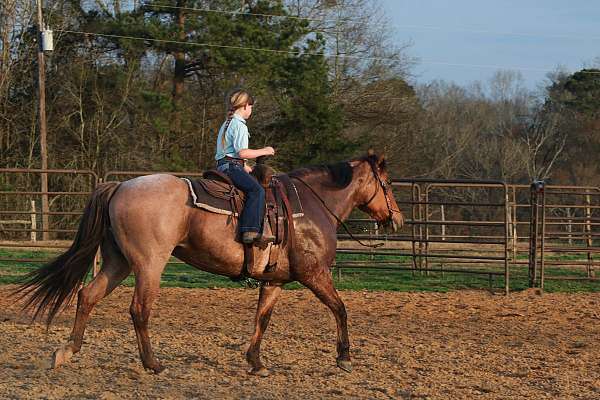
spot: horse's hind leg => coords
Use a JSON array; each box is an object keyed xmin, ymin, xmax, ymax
[
  {"xmin": 53, "ymin": 235, "xmax": 131, "ymax": 368},
  {"xmin": 302, "ymin": 268, "xmax": 352, "ymax": 372},
  {"xmin": 129, "ymin": 260, "xmax": 168, "ymax": 374},
  {"xmin": 246, "ymin": 283, "xmax": 282, "ymax": 377}
]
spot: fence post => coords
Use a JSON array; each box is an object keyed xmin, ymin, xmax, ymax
[
  {"xmin": 528, "ymin": 181, "xmax": 544, "ymax": 288},
  {"xmin": 512, "ymin": 187, "xmax": 518, "ymax": 262},
  {"xmin": 423, "ymin": 188, "xmax": 430, "ymax": 275},
  {"xmin": 440, "ymin": 204, "xmax": 446, "ymax": 241},
  {"xmin": 30, "ymin": 200, "xmax": 37, "ymax": 242},
  {"xmin": 586, "ymin": 194, "xmax": 594, "ymax": 278},
  {"xmin": 507, "ymin": 191, "xmax": 514, "ymax": 257},
  {"xmin": 93, "ymin": 249, "xmax": 100, "ymax": 277},
  {"xmin": 539, "ymin": 185, "xmax": 546, "ymax": 290},
  {"xmin": 92, "ymin": 177, "xmax": 103, "ymax": 277},
  {"xmin": 504, "ymin": 186, "xmax": 510, "ymax": 295},
  {"xmin": 411, "ymin": 182, "xmax": 421, "ymax": 275}
]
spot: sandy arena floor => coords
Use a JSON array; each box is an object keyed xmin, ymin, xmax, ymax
[{"xmin": 1, "ymin": 286, "xmax": 600, "ymax": 399}]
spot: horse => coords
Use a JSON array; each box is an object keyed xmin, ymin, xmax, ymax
[{"xmin": 15, "ymin": 152, "xmax": 403, "ymax": 376}]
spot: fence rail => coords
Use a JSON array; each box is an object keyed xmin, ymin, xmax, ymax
[{"xmin": 2, "ymin": 169, "xmax": 600, "ymax": 293}]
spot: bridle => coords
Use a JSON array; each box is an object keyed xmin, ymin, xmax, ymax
[
  {"xmin": 362, "ymin": 160, "xmax": 402, "ymax": 224},
  {"xmin": 292, "ymin": 159, "xmax": 402, "ymax": 249}
]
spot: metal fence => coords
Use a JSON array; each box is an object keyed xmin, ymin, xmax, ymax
[
  {"xmin": 2, "ymin": 168, "xmax": 600, "ymax": 293},
  {"xmin": 0, "ymin": 169, "xmax": 205, "ymax": 268},
  {"xmin": 336, "ymin": 179, "xmax": 511, "ymax": 294},
  {"xmin": 0, "ymin": 168, "xmax": 97, "ymax": 263},
  {"xmin": 527, "ymin": 182, "xmax": 600, "ymax": 288}
]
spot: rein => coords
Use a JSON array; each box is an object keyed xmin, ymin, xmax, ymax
[{"xmin": 291, "ymin": 175, "xmax": 385, "ymax": 249}]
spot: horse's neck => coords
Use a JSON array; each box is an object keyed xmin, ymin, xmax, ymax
[{"xmin": 298, "ymin": 172, "xmax": 360, "ymax": 225}]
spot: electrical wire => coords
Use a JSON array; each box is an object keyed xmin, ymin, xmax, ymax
[
  {"xmin": 56, "ymin": 29, "xmax": 600, "ymax": 74},
  {"xmin": 56, "ymin": 29, "xmax": 408, "ymax": 64}
]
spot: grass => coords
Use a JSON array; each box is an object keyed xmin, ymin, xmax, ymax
[{"xmin": 1, "ymin": 248, "xmax": 600, "ymax": 293}]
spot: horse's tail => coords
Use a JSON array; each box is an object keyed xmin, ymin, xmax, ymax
[{"xmin": 14, "ymin": 181, "xmax": 121, "ymax": 326}]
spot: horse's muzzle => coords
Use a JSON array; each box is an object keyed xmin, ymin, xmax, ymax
[
  {"xmin": 391, "ymin": 212, "xmax": 404, "ymax": 232},
  {"xmin": 380, "ymin": 212, "xmax": 403, "ymax": 233}
]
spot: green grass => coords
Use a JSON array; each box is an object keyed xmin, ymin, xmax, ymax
[{"xmin": 1, "ymin": 248, "xmax": 600, "ymax": 293}]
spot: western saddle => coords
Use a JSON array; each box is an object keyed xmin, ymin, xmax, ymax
[{"xmin": 183, "ymin": 165, "xmax": 302, "ymax": 279}]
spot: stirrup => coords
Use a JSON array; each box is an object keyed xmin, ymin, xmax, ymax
[
  {"xmin": 242, "ymin": 231, "xmax": 260, "ymax": 244},
  {"xmin": 256, "ymin": 233, "xmax": 275, "ymax": 244}
]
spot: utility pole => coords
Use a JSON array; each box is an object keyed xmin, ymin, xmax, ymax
[{"xmin": 37, "ymin": 0, "xmax": 49, "ymax": 241}]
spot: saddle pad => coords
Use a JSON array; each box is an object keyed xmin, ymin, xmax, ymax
[{"xmin": 182, "ymin": 175, "xmax": 304, "ymax": 218}]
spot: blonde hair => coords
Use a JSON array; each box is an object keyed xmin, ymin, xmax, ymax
[{"xmin": 221, "ymin": 90, "xmax": 254, "ymax": 149}]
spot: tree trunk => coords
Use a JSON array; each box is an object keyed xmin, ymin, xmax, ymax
[{"xmin": 171, "ymin": 0, "xmax": 186, "ymax": 139}]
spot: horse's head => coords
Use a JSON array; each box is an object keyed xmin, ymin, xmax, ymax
[{"xmin": 352, "ymin": 152, "xmax": 404, "ymax": 232}]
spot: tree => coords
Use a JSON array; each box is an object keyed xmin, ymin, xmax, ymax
[{"xmin": 543, "ymin": 68, "xmax": 600, "ymax": 185}]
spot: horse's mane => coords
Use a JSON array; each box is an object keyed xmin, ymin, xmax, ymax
[{"xmin": 288, "ymin": 154, "xmax": 385, "ymax": 189}]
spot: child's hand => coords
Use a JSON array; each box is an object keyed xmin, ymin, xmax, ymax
[
  {"xmin": 244, "ymin": 164, "xmax": 253, "ymax": 173},
  {"xmin": 263, "ymin": 146, "xmax": 275, "ymax": 156}
]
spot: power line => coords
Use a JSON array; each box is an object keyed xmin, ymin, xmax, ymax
[
  {"xmin": 57, "ymin": 29, "xmax": 600, "ymax": 74},
  {"xmin": 57, "ymin": 29, "xmax": 407, "ymax": 64}
]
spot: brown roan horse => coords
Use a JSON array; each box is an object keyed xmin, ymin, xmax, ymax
[{"xmin": 16, "ymin": 152, "xmax": 403, "ymax": 376}]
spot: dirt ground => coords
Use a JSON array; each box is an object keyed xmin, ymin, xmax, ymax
[{"xmin": 1, "ymin": 287, "xmax": 600, "ymax": 399}]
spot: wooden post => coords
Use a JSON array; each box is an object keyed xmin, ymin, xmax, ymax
[
  {"xmin": 30, "ymin": 200, "xmax": 37, "ymax": 242},
  {"xmin": 37, "ymin": 0, "xmax": 50, "ymax": 241},
  {"xmin": 506, "ymin": 197, "xmax": 513, "ymax": 251},
  {"xmin": 510, "ymin": 187, "xmax": 518, "ymax": 262},
  {"xmin": 93, "ymin": 248, "xmax": 100, "ymax": 277},
  {"xmin": 440, "ymin": 204, "xmax": 446, "ymax": 241},
  {"xmin": 585, "ymin": 194, "xmax": 594, "ymax": 278},
  {"xmin": 421, "ymin": 191, "xmax": 428, "ymax": 274}
]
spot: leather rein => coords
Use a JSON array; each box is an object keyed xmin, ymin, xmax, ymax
[{"xmin": 291, "ymin": 160, "xmax": 398, "ymax": 249}]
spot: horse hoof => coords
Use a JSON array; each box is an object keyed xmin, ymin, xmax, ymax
[
  {"xmin": 337, "ymin": 359, "xmax": 353, "ymax": 373},
  {"xmin": 149, "ymin": 364, "xmax": 166, "ymax": 374},
  {"xmin": 248, "ymin": 367, "xmax": 270, "ymax": 377},
  {"xmin": 52, "ymin": 346, "xmax": 73, "ymax": 369}
]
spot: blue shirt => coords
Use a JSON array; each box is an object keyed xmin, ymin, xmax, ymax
[{"xmin": 215, "ymin": 114, "xmax": 249, "ymax": 160}]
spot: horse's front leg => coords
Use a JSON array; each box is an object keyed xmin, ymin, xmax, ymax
[
  {"xmin": 302, "ymin": 268, "xmax": 352, "ymax": 372},
  {"xmin": 246, "ymin": 283, "xmax": 282, "ymax": 377}
]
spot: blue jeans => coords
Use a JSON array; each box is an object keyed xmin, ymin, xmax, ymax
[{"xmin": 217, "ymin": 161, "xmax": 265, "ymax": 233}]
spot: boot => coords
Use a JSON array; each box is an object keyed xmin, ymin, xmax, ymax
[
  {"xmin": 242, "ymin": 231, "xmax": 260, "ymax": 244},
  {"xmin": 257, "ymin": 232, "xmax": 275, "ymax": 244},
  {"xmin": 242, "ymin": 231, "xmax": 276, "ymax": 244}
]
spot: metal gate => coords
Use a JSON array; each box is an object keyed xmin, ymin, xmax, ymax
[
  {"xmin": 528, "ymin": 181, "xmax": 600, "ymax": 288},
  {"xmin": 336, "ymin": 178, "xmax": 511, "ymax": 294}
]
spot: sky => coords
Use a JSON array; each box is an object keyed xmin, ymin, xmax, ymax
[{"xmin": 379, "ymin": 0, "xmax": 600, "ymax": 89}]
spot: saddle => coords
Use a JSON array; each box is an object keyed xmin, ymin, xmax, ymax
[
  {"xmin": 182, "ymin": 166, "xmax": 303, "ymax": 247},
  {"xmin": 182, "ymin": 166, "xmax": 303, "ymax": 280}
]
